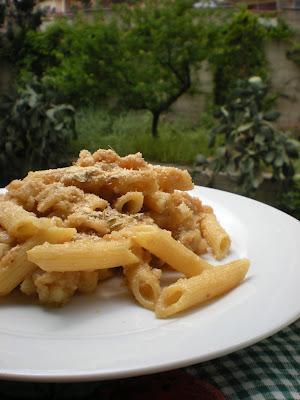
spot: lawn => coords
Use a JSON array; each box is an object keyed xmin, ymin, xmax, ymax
[{"xmin": 71, "ymin": 107, "xmax": 214, "ymax": 165}]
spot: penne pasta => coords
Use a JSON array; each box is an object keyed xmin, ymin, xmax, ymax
[
  {"xmin": 114, "ymin": 192, "xmax": 144, "ymax": 214},
  {"xmin": 144, "ymin": 192, "xmax": 169, "ymax": 214},
  {"xmin": 130, "ymin": 225, "xmax": 212, "ymax": 277},
  {"xmin": 153, "ymin": 166, "xmax": 193, "ymax": 192},
  {"xmin": 0, "ymin": 243, "xmax": 10, "ymax": 258},
  {"xmin": 40, "ymin": 225, "xmax": 77, "ymax": 244},
  {"xmin": 200, "ymin": 213, "xmax": 231, "ymax": 260},
  {"xmin": 27, "ymin": 239, "xmax": 139, "ymax": 272},
  {"xmin": 124, "ymin": 263, "xmax": 161, "ymax": 310},
  {"xmin": 155, "ymin": 258, "xmax": 250, "ymax": 318},
  {"xmin": 0, "ymin": 225, "xmax": 76, "ymax": 296},
  {"xmin": 0, "ymin": 149, "xmax": 248, "ymax": 312},
  {"xmin": 0, "ymin": 200, "xmax": 41, "ymax": 240},
  {"xmin": 0, "ymin": 239, "xmax": 40, "ymax": 296}
]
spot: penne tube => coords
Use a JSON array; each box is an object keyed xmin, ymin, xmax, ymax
[
  {"xmin": 0, "ymin": 243, "xmax": 10, "ymax": 258},
  {"xmin": 130, "ymin": 225, "xmax": 212, "ymax": 277},
  {"xmin": 27, "ymin": 239, "xmax": 139, "ymax": 272},
  {"xmin": 124, "ymin": 263, "xmax": 161, "ymax": 310},
  {"xmin": 155, "ymin": 258, "xmax": 250, "ymax": 318},
  {"xmin": 0, "ymin": 200, "xmax": 41, "ymax": 240},
  {"xmin": 78, "ymin": 271, "xmax": 100, "ymax": 294},
  {"xmin": 154, "ymin": 166, "xmax": 193, "ymax": 192},
  {"xmin": 0, "ymin": 239, "xmax": 40, "ymax": 296},
  {"xmin": 0, "ymin": 225, "xmax": 76, "ymax": 296},
  {"xmin": 144, "ymin": 192, "xmax": 169, "ymax": 214},
  {"xmin": 200, "ymin": 213, "xmax": 231, "ymax": 260},
  {"xmin": 114, "ymin": 192, "xmax": 144, "ymax": 214},
  {"xmin": 40, "ymin": 226, "xmax": 77, "ymax": 244}
]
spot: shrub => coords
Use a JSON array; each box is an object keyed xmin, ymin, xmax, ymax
[
  {"xmin": 263, "ymin": 17, "xmax": 294, "ymax": 41},
  {"xmin": 197, "ymin": 77, "xmax": 299, "ymax": 195},
  {"xmin": 0, "ymin": 80, "xmax": 76, "ymax": 186},
  {"xmin": 210, "ymin": 8, "xmax": 267, "ymax": 105}
]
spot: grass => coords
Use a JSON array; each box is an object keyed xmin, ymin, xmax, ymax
[
  {"xmin": 71, "ymin": 106, "xmax": 300, "ymax": 173},
  {"xmin": 71, "ymin": 107, "xmax": 213, "ymax": 165}
]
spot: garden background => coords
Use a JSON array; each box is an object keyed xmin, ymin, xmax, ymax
[{"xmin": 0, "ymin": 0, "xmax": 299, "ymax": 218}]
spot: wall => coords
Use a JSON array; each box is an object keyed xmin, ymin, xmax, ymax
[
  {"xmin": 266, "ymin": 40, "xmax": 300, "ymax": 130},
  {"xmin": 169, "ymin": 26, "xmax": 300, "ymax": 131}
]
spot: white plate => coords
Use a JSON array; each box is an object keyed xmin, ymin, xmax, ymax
[{"xmin": 0, "ymin": 186, "xmax": 299, "ymax": 382}]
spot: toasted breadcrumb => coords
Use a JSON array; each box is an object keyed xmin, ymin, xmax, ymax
[{"xmin": 1, "ymin": 149, "xmax": 227, "ymax": 306}]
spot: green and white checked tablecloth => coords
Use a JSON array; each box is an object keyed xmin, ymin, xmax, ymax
[
  {"xmin": 187, "ymin": 318, "xmax": 300, "ymax": 399},
  {"xmin": 0, "ymin": 319, "xmax": 299, "ymax": 399}
]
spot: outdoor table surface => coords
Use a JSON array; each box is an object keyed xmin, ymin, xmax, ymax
[{"xmin": 0, "ymin": 318, "xmax": 299, "ymax": 400}]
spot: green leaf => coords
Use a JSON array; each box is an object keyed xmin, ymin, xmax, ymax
[
  {"xmin": 285, "ymin": 139, "xmax": 299, "ymax": 158},
  {"xmin": 263, "ymin": 111, "xmax": 280, "ymax": 122},
  {"xmin": 274, "ymin": 155, "xmax": 284, "ymax": 167},
  {"xmin": 237, "ymin": 122, "xmax": 253, "ymax": 133},
  {"xmin": 195, "ymin": 154, "xmax": 207, "ymax": 165},
  {"xmin": 265, "ymin": 151, "xmax": 275, "ymax": 163}
]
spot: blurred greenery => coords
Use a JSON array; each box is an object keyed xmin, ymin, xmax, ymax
[
  {"xmin": 72, "ymin": 107, "xmax": 213, "ymax": 164},
  {"xmin": 197, "ymin": 76, "xmax": 299, "ymax": 196},
  {"xmin": 0, "ymin": 0, "xmax": 299, "ymax": 215},
  {"xmin": 210, "ymin": 8, "xmax": 267, "ymax": 105},
  {"xmin": 0, "ymin": 79, "xmax": 76, "ymax": 185}
]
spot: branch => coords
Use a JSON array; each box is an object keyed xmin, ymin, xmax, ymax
[
  {"xmin": 157, "ymin": 47, "xmax": 187, "ymax": 86},
  {"xmin": 155, "ymin": 63, "xmax": 191, "ymax": 114},
  {"xmin": 121, "ymin": 71, "xmax": 148, "ymax": 110}
]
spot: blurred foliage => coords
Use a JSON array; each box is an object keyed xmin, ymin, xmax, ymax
[
  {"xmin": 287, "ymin": 43, "xmax": 300, "ymax": 66},
  {"xmin": 278, "ymin": 181, "xmax": 300, "ymax": 220},
  {"xmin": 73, "ymin": 106, "xmax": 213, "ymax": 164},
  {"xmin": 13, "ymin": 4, "xmax": 296, "ymax": 137},
  {"xmin": 21, "ymin": 18, "xmax": 71, "ymax": 78},
  {"xmin": 196, "ymin": 77, "xmax": 299, "ymax": 195},
  {"xmin": 0, "ymin": 0, "xmax": 44, "ymax": 66},
  {"xmin": 263, "ymin": 18, "xmax": 294, "ymax": 41},
  {"xmin": 209, "ymin": 9, "xmax": 294, "ymax": 105},
  {"xmin": 22, "ymin": 15, "xmax": 121, "ymax": 105},
  {"xmin": 209, "ymin": 8, "xmax": 267, "ymax": 105},
  {"xmin": 22, "ymin": 0, "xmax": 215, "ymax": 137},
  {"xmin": 112, "ymin": 0, "xmax": 216, "ymax": 136},
  {"xmin": 0, "ymin": 79, "xmax": 76, "ymax": 185}
]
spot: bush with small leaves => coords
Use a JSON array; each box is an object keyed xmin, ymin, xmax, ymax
[{"xmin": 196, "ymin": 77, "xmax": 299, "ymax": 196}]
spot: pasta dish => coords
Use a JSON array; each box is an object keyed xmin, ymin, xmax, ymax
[{"xmin": 0, "ymin": 149, "xmax": 249, "ymax": 318}]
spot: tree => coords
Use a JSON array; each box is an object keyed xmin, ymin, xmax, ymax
[
  {"xmin": 116, "ymin": 0, "xmax": 213, "ymax": 137},
  {"xmin": 38, "ymin": 15, "xmax": 122, "ymax": 106}
]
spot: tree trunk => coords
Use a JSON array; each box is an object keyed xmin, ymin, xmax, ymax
[{"xmin": 151, "ymin": 111, "xmax": 160, "ymax": 138}]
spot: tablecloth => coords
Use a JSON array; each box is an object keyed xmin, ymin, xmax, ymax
[{"xmin": 0, "ymin": 319, "xmax": 299, "ymax": 400}]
